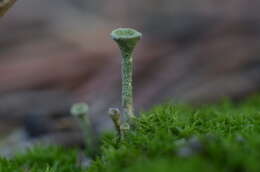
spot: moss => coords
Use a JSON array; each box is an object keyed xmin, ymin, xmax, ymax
[
  {"xmin": 88, "ymin": 94, "xmax": 260, "ymax": 172},
  {"xmin": 0, "ymin": 146, "xmax": 84, "ymax": 172},
  {"xmin": 1, "ymin": 95, "xmax": 260, "ymax": 171}
]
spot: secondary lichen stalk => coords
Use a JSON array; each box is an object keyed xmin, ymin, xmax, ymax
[
  {"xmin": 111, "ymin": 28, "xmax": 142, "ymax": 122},
  {"xmin": 108, "ymin": 108, "xmax": 122, "ymax": 137},
  {"xmin": 70, "ymin": 103, "xmax": 96, "ymax": 157}
]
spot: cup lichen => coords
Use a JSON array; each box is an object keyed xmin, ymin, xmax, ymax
[
  {"xmin": 111, "ymin": 28, "xmax": 142, "ymax": 122},
  {"xmin": 71, "ymin": 103, "xmax": 89, "ymax": 119},
  {"xmin": 70, "ymin": 103, "xmax": 96, "ymax": 157}
]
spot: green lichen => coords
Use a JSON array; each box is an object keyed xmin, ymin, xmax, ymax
[
  {"xmin": 111, "ymin": 28, "xmax": 142, "ymax": 40},
  {"xmin": 108, "ymin": 108, "xmax": 122, "ymax": 139},
  {"xmin": 71, "ymin": 103, "xmax": 96, "ymax": 157},
  {"xmin": 71, "ymin": 103, "xmax": 89, "ymax": 119},
  {"xmin": 111, "ymin": 28, "xmax": 142, "ymax": 122}
]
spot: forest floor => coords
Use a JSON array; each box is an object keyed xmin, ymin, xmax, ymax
[{"xmin": 1, "ymin": 94, "xmax": 260, "ymax": 172}]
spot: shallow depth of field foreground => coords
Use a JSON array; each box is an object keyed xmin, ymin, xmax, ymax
[{"xmin": 0, "ymin": 95, "xmax": 260, "ymax": 172}]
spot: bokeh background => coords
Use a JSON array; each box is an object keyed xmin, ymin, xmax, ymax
[{"xmin": 0, "ymin": 0, "xmax": 259, "ymax": 155}]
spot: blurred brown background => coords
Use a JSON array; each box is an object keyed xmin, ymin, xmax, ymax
[{"xmin": 0, "ymin": 0, "xmax": 259, "ymax": 153}]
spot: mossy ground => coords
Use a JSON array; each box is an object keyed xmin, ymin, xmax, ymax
[
  {"xmin": 1, "ymin": 95, "xmax": 260, "ymax": 172},
  {"xmin": 89, "ymin": 95, "xmax": 260, "ymax": 172},
  {"xmin": 0, "ymin": 146, "xmax": 84, "ymax": 172}
]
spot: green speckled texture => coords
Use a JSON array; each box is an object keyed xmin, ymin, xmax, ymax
[
  {"xmin": 111, "ymin": 28, "xmax": 142, "ymax": 121},
  {"xmin": 121, "ymin": 49, "xmax": 134, "ymax": 120}
]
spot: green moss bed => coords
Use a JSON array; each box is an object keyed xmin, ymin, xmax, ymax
[{"xmin": 2, "ymin": 95, "xmax": 260, "ymax": 172}]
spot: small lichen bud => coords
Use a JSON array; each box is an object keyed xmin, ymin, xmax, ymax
[
  {"xmin": 108, "ymin": 107, "xmax": 122, "ymax": 137},
  {"xmin": 108, "ymin": 108, "xmax": 121, "ymax": 119},
  {"xmin": 120, "ymin": 123, "xmax": 130, "ymax": 131}
]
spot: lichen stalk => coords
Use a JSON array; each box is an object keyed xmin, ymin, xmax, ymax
[
  {"xmin": 121, "ymin": 49, "xmax": 134, "ymax": 120},
  {"xmin": 111, "ymin": 28, "xmax": 142, "ymax": 122}
]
